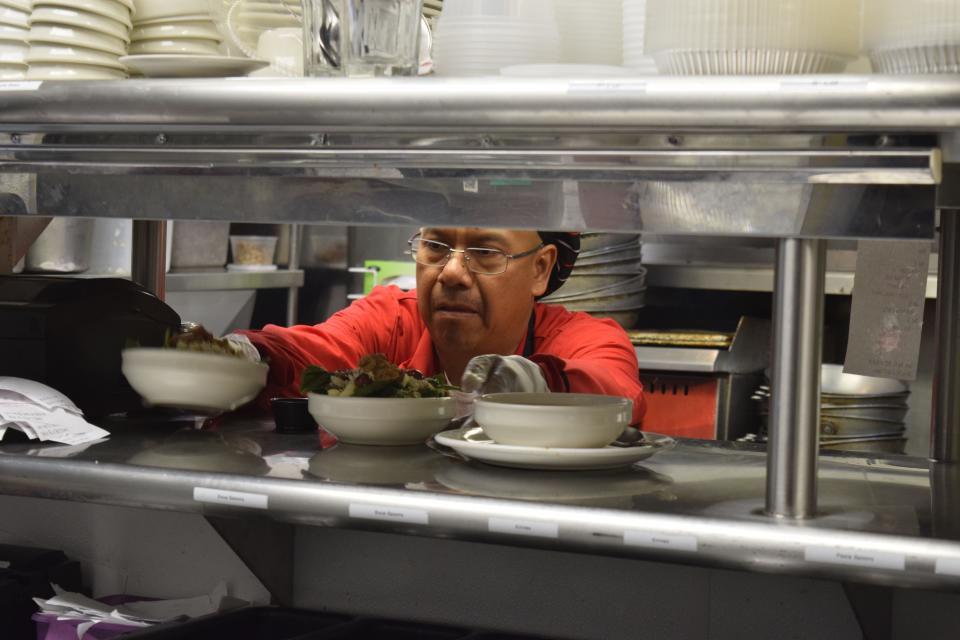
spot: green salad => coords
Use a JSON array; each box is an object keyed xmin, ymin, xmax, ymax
[{"xmin": 301, "ymin": 353, "xmax": 453, "ymax": 398}]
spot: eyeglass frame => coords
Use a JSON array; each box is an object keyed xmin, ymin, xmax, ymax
[{"xmin": 406, "ymin": 233, "xmax": 545, "ymax": 275}]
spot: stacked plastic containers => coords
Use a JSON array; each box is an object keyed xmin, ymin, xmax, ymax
[
  {"xmin": 0, "ymin": 0, "xmax": 29, "ymax": 79},
  {"xmin": 644, "ymin": 0, "xmax": 861, "ymax": 74},
  {"xmin": 27, "ymin": 0, "xmax": 132, "ymax": 79},
  {"xmin": 864, "ymin": 0, "xmax": 960, "ymax": 74},
  {"xmin": 622, "ymin": 0, "xmax": 655, "ymax": 73},
  {"xmin": 433, "ymin": 0, "xmax": 560, "ymax": 76},
  {"xmin": 553, "ymin": 0, "xmax": 620, "ymax": 65}
]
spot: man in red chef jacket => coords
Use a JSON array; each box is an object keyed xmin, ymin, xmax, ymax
[{"xmin": 234, "ymin": 227, "xmax": 646, "ymax": 425}]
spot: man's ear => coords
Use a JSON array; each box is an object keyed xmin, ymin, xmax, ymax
[{"xmin": 531, "ymin": 244, "xmax": 558, "ymax": 298}]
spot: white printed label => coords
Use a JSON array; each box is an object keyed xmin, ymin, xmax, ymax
[
  {"xmin": 488, "ymin": 517, "xmax": 559, "ymax": 539},
  {"xmin": 193, "ymin": 487, "xmax": 268, "ymax": 510},
  {"xmin": 805, "ymin": 546, "xmax": 905, "ymax": 571},
  {"xmin": 624, "ymin": 530, "xmax": 699, "ymax": 552},
  {"xmin": 349, "ymin": 504, "xmax": 429, "ymax": 525},
  {"xmin": 0, "ymin": 81, "xmax": 41, "ymax": 92},
  {"xmin": 935, "ymin": 558, "xmax": 960, "ymax": 577},
  {"xmin": 462, "ymin": 177, "xmax": 479, "ymax": 193},
  {"xmin": 780, "ymin": 78, "xmax": 870, "ymax": 92},
  {"xmin": 567, "ymin": 81, "xmax": 647, "ymax": 94}
]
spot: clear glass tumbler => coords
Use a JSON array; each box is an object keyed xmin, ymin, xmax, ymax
[
  {"xmin": 302, "ymin": 0, "xmax": 343, "ymax": 76},
  {"xmin": 338, "ymin": 0, "xmax": 424, "ymax": 76}
]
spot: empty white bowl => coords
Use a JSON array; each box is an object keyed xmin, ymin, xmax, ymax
[
  {"xmin": 475, "ymin": 392, "xmax": 632, "ymax": 448},
  {"xmin": 37, "ymin": 0, "xmax": 132, "ymax": 27},
  {"xmin": 131, "ymin": 19, "xmax": 220, "ymax": 41},
  {"xmin": 128, "ymin": 37, "xmax": 220, "ymax": 55},
  {"xmin": 121, "ymin": 347, "xmax": 268, "ymax": 412},
  {"xmin": 26, "ymin": 61, "xmax": 127, "ymax": 78},
  {"xmin": 30, "ymin": 7, "xmax": 132, "ymax": 42},
  {"xmin": 29, "ymin": 23, "xmax": 127, "ymax": 55},
  {"xmin": 307, "ymin": 394, "xmax": 456, "ymax": 446},
  {"xmin": 27, "ymin": 43, "xmax": 124, "ymax": 67}
]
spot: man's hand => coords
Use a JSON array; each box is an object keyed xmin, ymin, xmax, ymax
[
  {"xmin": 460, "ymin": 355, "xmax": 549, "ymax": 395},
  {"xmin": 223, "ymin": 333, "xmax": 262, "ymax": 363}
]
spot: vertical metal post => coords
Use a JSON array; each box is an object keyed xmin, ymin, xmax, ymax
[
  {"xmin": 285, "ymin": 223, "xmax": 301, "ymax": 326},
  {"xmin": 131, "ymin": 219, "xmax": 166, "ymax": 300},
  {"xmin": 765, "ymin": 238, "xmax": 826, "ymax": 519},
  {"xmin": 931, "ymin": 210, "xmax": 960, "ymax": 463}
]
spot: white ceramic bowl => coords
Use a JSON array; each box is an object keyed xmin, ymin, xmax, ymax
[
  {"xmin": 133, "ymin": 12, "xmax": 208, "ymax": 25},
  {"xmin": 307, "ymin": 393, "xmax": 456, "ymax": 446},
  {"xmin": 121, "ymin": 347, "xmax": 268, "ymax": 412},
  {"xmin": 131, "ymin": 19, "xmax": 220, "ymax": 41},
  {"xmin": 26, "ymin": 61, "xmax": 127, "ymax": 78},
  {"xmin": 29, "ymin": 23, "xmax": 127, "ymax": 55},
  {"xmin": 36, "ymin": 0, "xmax": 132, "ymax": 27},
  {"xmin": 0, "ymin": 0, "xmax": 30, "ymax": 12},
  {"xmin": 475, "ymin": 392, "xmax": 631, "ymax": 448},
  {"xmin": 131, "ymin": 0, "xmax": 200, "ymax": 22},
  {"xmin": 0, "ymin": 60, "xmax": 25, "ymax": 76},
  {"xmin": 27, "ymin": 43, "xmax": 123, "ymax": 67},
  {"xmin": 0, "ymin": 39, "xmax": 27, "ymax": 55},
  {"xmin": 128, "ymin": 37, "xmax": 220, "ymax": 55},
  {"xmin": 30, "ymin": 7, "xmax": 132, "ymax": 42},
  {"xmin": 0, "ymin": 6, "xmax": 27, "ymax": 28}
]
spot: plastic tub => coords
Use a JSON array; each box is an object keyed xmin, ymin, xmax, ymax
[
  {"xmin": 170, "ymin": 221, "xmax": 230, "ymax": 269},
  {"xmin": 229, "ymin": 234, "xmax": 278, "ymax": 265}
]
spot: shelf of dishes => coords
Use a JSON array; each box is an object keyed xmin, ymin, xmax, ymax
[{"xmin": 0, "ymin": 416, "xmax": 958, "ymax": 590}]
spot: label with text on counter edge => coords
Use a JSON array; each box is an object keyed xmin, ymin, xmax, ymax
[
  {"xmin": 193, "ymin": 487, "xmax": 268, "ymax": 510},
  {"xmin": 488, "ymin": 517, "xmax": 559, "ymax": 539},
  {"xmin": 623, "ymin": 530, "xmax": 699, "ymax": 552},
  {"xmin": 349, "ymin": 504, "xmax": 429, "ymax": 525},
  {"xmin": 805, "ymin": 545, "xmax": 905, "ymax": 571}
]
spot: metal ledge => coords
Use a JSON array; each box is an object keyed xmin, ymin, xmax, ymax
[
  {"xmin": 0, "ymin": 76, "xmax": 958, "ymax": 133},
  {"xmin": 166, "ymin": 269, "xmax": 304, "ymax": 292}
]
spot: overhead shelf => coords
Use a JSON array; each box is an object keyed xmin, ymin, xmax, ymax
[{"xmin": 165, "ymin": 269, "xmax": 304, "ymax": 292}]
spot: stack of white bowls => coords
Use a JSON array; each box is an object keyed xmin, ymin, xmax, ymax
[
  {"xmin": 0, "ymin": 0, "xmax": 30, "ymax": 79},
  {"xmin": 129, "ymin": 0, "xmax": 221, "ymax": 58},
  {"xmin": 554, "ymin": 0, "xmax": 620, "ymax": 65},
  {"xmin": 644, "ymin": 0, "xmax": 860, "ymax": 75},
  {"xmin": 27, "ymin": 0, "xmax": 131, "ymax": 79},
  {"xmin": 229, "ymin": 0, "xmax": 299, "ymax": 55},
  {"xmin": 622, "ymin": 0, "xmax": 655, "ymax": 73},
  {"xmin": 433, "ymin": 0, "xmax": 560, "ymax": 76},
  {"xmin": 864, "ymin": 0, "xmax": 960, "ymax": 74}
]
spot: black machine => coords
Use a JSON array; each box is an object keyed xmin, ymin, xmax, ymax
[{"xmin": 0, "ymin": 276, "xmax": 180, "ymax": 417}]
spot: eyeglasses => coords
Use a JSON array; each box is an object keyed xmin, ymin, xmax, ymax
[{"xmin": 407, "ymin": 234, "xmax": 544, "ymax": 275}]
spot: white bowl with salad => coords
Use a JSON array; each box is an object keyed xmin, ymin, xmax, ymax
[{"xmin": 303, "ymin": 354, "xmax": 456, "ymax": 446}]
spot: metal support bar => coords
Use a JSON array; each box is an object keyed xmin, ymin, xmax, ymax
[
  {"xmin": 932, "ymin": 210, "xmax": 960, "ymax": 463},
  {"xmin": 131, "ymin": 219, "xmax": 166, "ymax": 299},
  {"xmin": 766, "ymin": 239, "xmax": 826, "ymax": 519},
  {"xmin": 285, "ymin": 224, "xmax": 301, "ymax": 326}
]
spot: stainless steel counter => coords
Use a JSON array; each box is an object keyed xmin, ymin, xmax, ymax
[{"xmin": 0, "ymin": 416, "xmax": 957, "ymax": 591}]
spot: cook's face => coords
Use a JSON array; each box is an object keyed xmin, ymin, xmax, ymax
[{"xmin": 416, "ymin": 228, "xmax": 556, "ymax": 357}]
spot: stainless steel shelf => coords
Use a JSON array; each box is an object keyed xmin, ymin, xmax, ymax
[
  {"xmin": 645, "ymin": 265, "xmax": 940, "ymax": 298},
  {"xmin": 166, "ymin": 269, "xmax": 304, "ymax": 292},
  {"xmin": 0, "ymin": 418, "xmax": 957, "ymax": 591}
]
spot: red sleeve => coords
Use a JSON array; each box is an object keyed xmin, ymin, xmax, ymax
[
  {"xmin": 237, "ymin": 286, "xmax": 416, "ymax": 408},
  {"xmin": 530, "ymin": 310, "xmax": 647, "ymax": 427}
]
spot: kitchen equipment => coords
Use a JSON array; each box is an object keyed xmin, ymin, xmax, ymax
[
  {"xmin": 307, "ymin": 393, "xmax": 455, "ymax": 445},
  {"xmin": 121, "ymin": 347, "xmax": 268, "ymax": 413},
  {"xmin": 28, "ymin": 2, "xmax": 133, "ymax": 79},
  {"xmin": 170, "ymin": 220, "xmax": 230, "ymax": 269},
  {"xmin": 554, "ymin": 0, "xmax": 621, "ymax": 65},
  {"xmin": 635, "ymin": 316, "xmax": 770, "ymax": 440},
  {"xmin": 0, "ymin": 276, "xmax": 180, "ymax": 417},
  {"xmin": 434, "ymin": 426, "xmax": 674, "ymax": 470},
  {"xmin": 864, "ymin": 0, "xmax": 960, "ymax": 74},
  {"xmin": 475, "ymin": 392, "xmax": 632, "ymax": 448},
  {"xmin": 820, "ymin": 363, "xmax": 909, "ymax": 396},
  {"xmin": 338, "ymin": 0, "xmax": 423, "ymax": 76}
]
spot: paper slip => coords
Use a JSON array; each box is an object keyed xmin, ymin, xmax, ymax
[
  {"xmin": 0, "ymin": 402, "xmax": 109, "ymax": 446},
  {"xmin": 844, "ymin": 240, "xmax": 930, "ymax": 381},
  {"xmin": 0, "ymin": 377, "xmax": 82, "ymax": 414}
]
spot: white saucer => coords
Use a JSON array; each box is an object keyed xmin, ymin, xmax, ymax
[
  {"xmin": 226, "ymin": 263, "xmax": 278, "ymax": 272},
  {"xmin": 120, "ymin": 54, "xmax": 269, "ymax": 78},
  {"xmin": 433, "ymin": 427, "xmax": 674, "ymax": 471}
]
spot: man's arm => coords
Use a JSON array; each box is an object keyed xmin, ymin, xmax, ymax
[
  {"xmin": 531, "ymin": 314, "xmax": 647, "ymax": 426},
  {"xmin": 237, "ymin": 286, "xmax": 414, "ymax": 406}
]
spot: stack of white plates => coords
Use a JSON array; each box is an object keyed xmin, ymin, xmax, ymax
[
  {"xmin": 645, "ymin": 0, "xmax": 860, "ymax": 75},
  {"xmin": 554, "ymin": 0, "xmax": 620, "ymax": 65},
  {"xmin": 433, "ymin": 0, "xmax": 559, "ymax": 76},
  {"xmin": 27, "ymin": 0, "xmax": 131, "ymax": 79},
  {"xmin": 123, "ymin": 0, "xmax": 266, "ymax": 77},
  {"xmin": 622, "ymin": 0, "xmax": 655, "ymax": 73},
  {"xmin": 0, "ymin": 0, "xmax": 30, "ymax": 79},
  {"xmin": 865, "ymin": 0, "xmax": 960, "ymax": 74}
]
